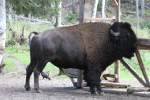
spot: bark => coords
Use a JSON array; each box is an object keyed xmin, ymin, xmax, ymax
[
  {"xmin": 102, "ymin": 0, "xmax": 106, "ymax": 18},
  {"xmin": 136, "ymin": 0, "xmax": 140, "ymax": 28},
  {"xmin": 91, "ymin": 0, "xmax": 99, "ymax": 18},
  {"xmin": 139, "ymin": 0, "xmax": 145, "ymax": 17},
  {"xmin": 76, "ymin": 0, "xmax": 85, "ymax": 88},
  {"xmin": 55, "ymin": 1, "xmax": 62, "ymax": 27},
  {"xmin": 83, "ymin": 0, "xmax": 93, "ymax": 20},
  {"xmin": 79, "ymin": 0, "xmax": 85, "ymax": 23}
]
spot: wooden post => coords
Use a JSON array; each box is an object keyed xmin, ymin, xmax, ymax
[
  {"xmin": 135, "ymin": 49, "xmax": 150, "ymax": 87},
  {"xmin": 117, "ymin": 0, "xmax": 121, "ymax": 22},
  {"xmin": 114, "ymin": 61, "xmax": 119, "ymax": 82},
  {"xmin": 120, "ymin": 59, "xmax": 147, "ymax": 87},
  {"xmin": 113, "ymin": 0, "xmax": 120, "ymax": 82}
]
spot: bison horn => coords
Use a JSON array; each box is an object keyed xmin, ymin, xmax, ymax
[{"xmin": 110, "ymin": 29, "xmax": 120, "ymax": 36}]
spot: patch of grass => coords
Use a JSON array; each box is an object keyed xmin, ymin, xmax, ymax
[
  {"xmin": 5, "ymin": 45, "xmax": 59, "ymax": 75},
  {"xmin": 43, "ymin": 63, "xmax": 60, "ymax": 76},
  {"xmin": 5, "ymin": 45, "xmax": 30, "ymax": 65},
  {"xmin": 4, "ymin": 58, "xmax": 16, "ymax": 72}
]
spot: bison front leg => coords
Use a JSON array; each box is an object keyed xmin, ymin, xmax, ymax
[{"xmin": 86, "ymin": 64, "xmax": 101, "ymax": 95}]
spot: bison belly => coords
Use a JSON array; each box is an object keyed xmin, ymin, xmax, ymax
[{"xmin": 41, "ymin": 31, "xmax": 86, "ymax": 69}]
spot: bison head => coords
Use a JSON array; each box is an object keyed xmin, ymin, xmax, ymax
[{"xmin": 109, "ymin": 22, "xmax": 137, "ymax": 59}]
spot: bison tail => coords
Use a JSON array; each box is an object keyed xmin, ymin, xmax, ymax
[{"xmin": 28, "ymin": 32, "xmax": 39, "ymax": 46}]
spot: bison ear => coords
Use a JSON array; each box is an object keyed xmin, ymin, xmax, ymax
[
  {"xmin": 110, "ymin": 22, "xmax": 120, "ymax": 36},
  {"xmin": 110, "ymin": 29, "xmax": 120, "ymax": 36}
]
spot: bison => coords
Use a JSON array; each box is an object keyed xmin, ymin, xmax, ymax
[{"xmin": 25, "ymin": 22, "xmax": 137, "ymax": 94}]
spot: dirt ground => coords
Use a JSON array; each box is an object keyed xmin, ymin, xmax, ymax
[
  {"xmin": 0, "ymin": 55, "xmax": 149, "ymax": 100},
  {"xmin": 0, "ymin": 71, "xmax": 149, "ymax": 100}
]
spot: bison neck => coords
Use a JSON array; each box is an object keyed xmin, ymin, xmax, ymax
[{"xmin": 79, "ymin": 23, "xmax": 117, "ymax": 66}]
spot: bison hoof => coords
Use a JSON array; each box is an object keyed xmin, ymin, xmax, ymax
[
  {"xmin": 25, "ymin": 86, "xmax": 31, "ymax": 91},
  {"xmin": 73, "ymin": 83, "xmax": 82, "ymax": 89},
  {"xmin": 34, "ymin": 88, "xmax": 41, "ymax": 93},
  {"xmin": 90, "ymin": 91, "xmax": 96, "ymax": 95},
  {"xmin": 91, "ymin": 91, "xmax": 103, "ymax": 96},
  {"xmin": 96, "ymin": 90, "xmax": 103, "ymax": 95},
  {"xmin": 90, "ymin": 88, "xmax": 103, "ymax": 95}
]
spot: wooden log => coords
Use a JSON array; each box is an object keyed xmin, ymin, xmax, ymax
[
  {"xmin": 127, "ymin": 87, "xmax": 150, "ymax": 94},
  {"xmin": 101, "ymin": 81, "xmax": 130, "ymax": 88},
  {"xmin": 135, "ymin": 49, "xmax": 150, "ymax": 87},
  {"xmin": 138, "ymin": 38, "xmax": 150, "ymax": 50},
  {"xmin": 101, "ymin": 88, "xmax": 150, "ymax": 97},
  {"xmin": 120, "ymin": 59, "xmax": 147, "ymax": 87},
  {"xmin": 84, "ymin": 17, "xmax": 115, "ymax": 22},
  {"xmin": 102, "ymin": 74, "xmax": 116, "ymax": 82},
  {"xmin": 102, "ymin": 88, "xmax": 127, "ymax": 95}
]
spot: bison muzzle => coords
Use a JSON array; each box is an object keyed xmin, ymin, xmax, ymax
[{"xmin": 25, "ymin": 22, "xmax": 137, "ymax": 94}]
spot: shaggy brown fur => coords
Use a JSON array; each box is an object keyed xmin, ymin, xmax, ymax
[{"xmin": 25, "ymin": 22, "xmax": 137, "ymax": 94}]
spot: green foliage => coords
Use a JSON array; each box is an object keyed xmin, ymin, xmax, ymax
[
  {"xmin": 7, "ymin": 0, "xmax": 61, "ymax": 18},
  {"xmin": 6, "ymin": 39, "xmax": 16, "ymax": 47},
  {"xmin": 140, "ymin": 20, "xmax": 150, "ymax": 29},
  {"xmin": 65, "ymin": 12, "xmax": 78, "ymax": 23}
]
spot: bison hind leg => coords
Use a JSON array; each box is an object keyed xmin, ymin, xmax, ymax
[
  {"xmin": 34, "ymin": 61, "xmax": 47, "ymax": 93},
  {"xmin": 25, "ymin": 62, "xmax": 36, "ymax": 91}
]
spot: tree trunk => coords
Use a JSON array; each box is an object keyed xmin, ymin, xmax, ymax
[
  {"xmin": 76, "ymin": 0, "xmax": 85, "ymax": 88},
  {"xmin": 55, "ymin": 1, "xmax": 62, "ymax": 27},
  {"xmin": 139, "ymin": 0, "xmax": 145, "ymax": 17},
  {"xmin": 84, "ymin": 0, "xmax": 93, "ymax": 20},
  {"xmin": 136, "ymin": 0, "xmax": 140, "ymax": 29},
  {"xmin": 71, "ymin": 0, "xmax": 76, "ymax": 13},
  {"xmin": 102, "ymin": 0, "xmax": 106, "ymax": 18},
  {"xmin": 91, "ymin": 0, "xmax": 99, "ymax": 18},
  {"xmin": 79, "ymin": 0, "xmax": 85, "ymax": 23},
  {"xmin": 0, "ymin": 0, "xmax": 6, "ymax": 73}
]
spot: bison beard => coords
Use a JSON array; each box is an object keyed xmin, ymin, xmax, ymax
[{"xmin": 25, "ymin": 22, "xmax": 137, "ymax": 94}]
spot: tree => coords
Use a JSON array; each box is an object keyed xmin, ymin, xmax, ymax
[
  {"xmin": 91, "ymin": 0, "xmax": 99, "ymax": 18},
  {"xmin": 55, "ymin": 0, "xmax": 62, "ymax": 27},
  {"xmin": 102, "ymin": 0, "xmax": 106, "ymax": 18},
  {"xmin": 139, "ymin": 0, "xmax": 145, "ymax": 17},
  {"xmin": 7, "ymin": 0, "xmax": 60, "ymax": 18},
  {"xmin": 0, "ymin": 0, "xmax": 6, "ymax": 73},
  {"xmin": 136, "ymin": 0, "xmax": 140, "ymax": 28}
]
